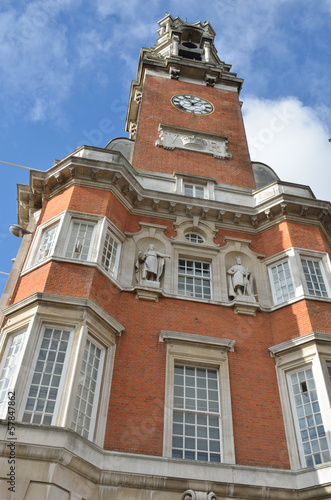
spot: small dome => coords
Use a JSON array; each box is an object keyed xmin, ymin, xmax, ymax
[
  {"xmin": 105, "ymin": 137, "xmax": 134, "ymax": 163},
  {"xmin": 252, "ymin": 162, "xmax": 280, "ymax": 189}
]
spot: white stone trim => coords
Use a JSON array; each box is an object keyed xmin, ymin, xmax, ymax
[
  {"xmin": 269, "ymin": 332, "xmax": 331, "ymax": 356},
  {"xmin": 161, "ymin": 331, "xmax": 235, "ymax": 464},
  {"xmin": 1, "ymin": 422, "xmax": 331, "ymax": 497},
  {"xmin": 21, "ymin": 210, "xmax": 124, "ymax": 286},
  {"xmin": 1, "ymin": 295, "xmax": 120, "ymax": 447},
  {"xmin": 160, "ymin": 330, "xmax": 235, "ymax": 351},
  {"xmin": 23, "ymin": 211, "xmax": 66, "ymax": 271},
  {"xmin": 174, "ymin": 173, "xmax": 215, "ymax": 200},
  {"xmin": 144, "ymin": 67, "xmax": 239, "ymax": 92},
  {"xmin": 295, "ymin": 249, "xmax": 331, "ymax": 299},
  {"xmin": 2, "ymin": 293, "xmax": 124, "ymax": 336},
  {"xmin": 269, "ymin": 334, "xmax": 331, "ymax": 469},
  {"xmin": 267, "ymin": 257, "xmax": 296, "ymax": 305}
]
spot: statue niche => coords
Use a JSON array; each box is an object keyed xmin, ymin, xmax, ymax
[
  {"xmin": 227, "ymin": 255, "xmax": 255, "ymax": 301},
  {"xmin": 135, "ymin": 243, "xmax": 170, "ymax": 286}
]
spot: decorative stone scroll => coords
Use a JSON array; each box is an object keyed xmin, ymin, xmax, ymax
[
  {"xmin": 182, "ymin": 491, "xmax": 217, "ymax": 500},
  {"xmin": 156, "ymin": 124, "xmax": 232, "ymax": 160}
]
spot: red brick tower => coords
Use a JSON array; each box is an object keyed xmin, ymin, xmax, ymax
[{"xmin": 0, "ymin": 14, "xmax": 331, "ymax": 500}]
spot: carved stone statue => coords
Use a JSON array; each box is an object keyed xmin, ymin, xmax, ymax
[
  {"xmin": 135, "ymin": 244, "xmax": 170, "ymax": 283},
  {"xmin": 227, "ymin": 256, "xmax": 253, "ymax": 299}
]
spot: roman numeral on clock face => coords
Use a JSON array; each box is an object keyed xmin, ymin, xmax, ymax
[{"xmin": 171, "ymin": 94, "xmax": 214, "ymax": 115}]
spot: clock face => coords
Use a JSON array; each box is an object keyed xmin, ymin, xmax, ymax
[{"xmin": 171, "ymin": 94, "xmax": 214, "ymax": 115}]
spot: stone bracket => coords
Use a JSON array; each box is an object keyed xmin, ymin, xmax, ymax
[
  {"xmin": 231, "ymin": 298, "xmax": 260, "ymax": 316},
  {"xmin": 182, "ymin": 491, "xmax": 216, "ymax": 500},
  {"xmin": 135, "ymin": 285, "xmax": 162, "ymax": 302}
]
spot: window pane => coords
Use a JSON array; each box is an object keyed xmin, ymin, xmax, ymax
[
  {"xmin": 270, "ymin": 260, "xmax": 295, "ymax": 304},
  {"xmin": 71, "ymin": 338, "xmax": 104, "ymax": 439},
  {"xmin": 35, "ymin": 223, "xmax": 59, "ymax": 263},
  {"xmin": 301, "ymin": 259, "xmax": 328, "ymax": 297},
  {"xmin": 22, "ymin": 327, "xmax": 71, "ymax": 425},
  {"xmin": 101, "ymin": 231, "xmax": 119, "ymax": 276},
  {"xmin": 184, "ymin": 183, "xmax": 205, "ymax": 199},
  {"xmin": 288, "ymin": 367, "xmax": 331, "ymax": 466},
  {"xmin": 0, "ymin": 332, "xmax": 26, "ymax": 419},
  {"xmin": 172, "ymin": 365, "xmax": 221, "ymax": 462},
  {"xmin": 185, "ymin": 233, "xmax": 204, "ymax": 244},
  {"xmin": 65, "ymin": 221, "xmax": 95, "ymax": 261},
  {"xmin": 178, "ymin": 259, "xmax": 211, "ymax": 299}
]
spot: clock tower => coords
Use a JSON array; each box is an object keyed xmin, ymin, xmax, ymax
[
  {"xmin": 1, "ymin": 14, "xmax": 331, "ymax": 500},
  {"xmin": 126, "ymin": 14, "xmax": 255, "ymax": 189}
]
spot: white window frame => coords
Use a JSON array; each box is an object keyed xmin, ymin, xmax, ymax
[
  {"xmin": 178, "ymin": 258, "xmax": 212, "ymax": 300},
  {"xmin": 327, "ymin": 362, "xmax": 331, "ymax": 385},
  {"xmin": 18, "ymin": 320, "xmax": 113, "ymax": 445},
  {"xmin": 22, "ymin": 211, "xmax": 123, "ymax": 282},
  {"xmin": 287, "ymin": 365, "xmax": 331, "ymax": 467},
  {"xmin": 1, "ymin": 298, "xmax": 121, "ymax": 446},
  {"xmin": 21, "ymin": 324, "xmax": 74, "ymax": 426},
  {"xmin": 70, "ymin": 334, "xmax": 105, "ymax": 440},
  {"xmin": 269, "ymin": 333, "xmax": 331, "ymax": 469},
  {"xmin": 63, "ymin": 219, "xmax": 98, "ymax": 262},
  {"xmin": 264, "ymin": 248, "xmax": 331, "ymax": 309},
  {"xmin": 184, "ymin": 232, "xmax": 205, "ymax": 244},
  {"xmin": 295, "ymin": 249, "xmax": 331, "ymax": 300},
  {"xmin": 171, "ymin": 363, "xmax": 222, "ymax": 462},
  {"xmin": 174, "ymin": 174, "xmax": 215, "ymax": 200},
  {"xmin": 170, "ymin": 240, "xmax": 221, "ymax": 302},
  {"xmin": 0, "ymin": 327, "xmax": 28, "ymax": 419},
  {"xmin": 300, "ymin": 257, "xmax": 330, "ymax": 298},
  {"xmin": 33, "ymin": 221, "xmax": 60, "ymax": 265},
  {"xmin": 268, "ymin": 258, "xmax": 296, "ymax": 305},
  {"xmin": 23, "ymin": 213, "xmax": 65, "ymax": 270},
  {"xmin": 184, "ymin": 182, "xmax": 206, "ymax": 199},
  {"xmin": 98, "ymin": 225, "xmax": 121, "ymax": 279},
  {"xmin": 160, "ymin": 330, "xmax": 235, "ymax": 464}
]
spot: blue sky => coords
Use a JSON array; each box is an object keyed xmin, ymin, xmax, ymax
[{"xmin": 1, "ymin": 0, "xmax": 331, "ymax": 294}]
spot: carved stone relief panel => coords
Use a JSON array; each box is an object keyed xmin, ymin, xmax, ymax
[{"xmin": 156, "ymin": 124, "xmax": 232, "ymax": 160}]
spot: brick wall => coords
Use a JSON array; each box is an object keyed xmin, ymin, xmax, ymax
[
  {"xmin": 132, "ymin": 75, "xmax": 255, "ymax": 189},
  {"xmin": 9, "ymin": 181, "xmax": 331, "ymax": 469}
]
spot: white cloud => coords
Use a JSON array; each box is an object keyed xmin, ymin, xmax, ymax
[
  {"xmin": 243, "ymin": 96, "xmax": 331, "ymax": 201},
  {"xmin": 0, "ymin": 2, "xmax": 75, "ymax": 123}
]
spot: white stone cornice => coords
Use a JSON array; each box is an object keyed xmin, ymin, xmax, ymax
[
  {"xmin": 17, "ymin": 146, "xmax": 331, "ymax": 243},
  {"xmin": 159, "ymin": 330, "xmax": 236, "ymax": 351},
  {"xmin": 0, "ymin": 422, "xmax": 330, "ymax": 498},
  {"xmin": 269, "ymin": 331, "xmax": 331, "ymax": 357},
  {"xmin": 2, "ymin": 292, "xmax": 124, "ymax": 335}
]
